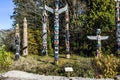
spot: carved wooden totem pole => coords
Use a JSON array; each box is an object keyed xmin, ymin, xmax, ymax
[
  {"xmin": 40, "ymin": 0, "xmax": 48, "ymax": 56},
  {"xmin": 15, "ymin": 24, "xmax": 20, "ymax": 60},
  {"xmin": 45, "ymin": 0, "xmax": 68, "ymax": 64},
  {"xmin": 87, "ymin": 29, "xmax": 109, "ymax": 58},
  {"xmin": 23, "ymin": 17, "xmax": 28, "ymax": 56},
  {"xmin": 115, "ymin": 0, "xmax": 120, "ymax": 54},
  {"xmin": 65, "ymin": 5, "xmax": 70, "ymax": 58}
]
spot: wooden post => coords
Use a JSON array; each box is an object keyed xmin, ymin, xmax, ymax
[{"xmin": 23, "ymin": 17, "xmax": 28, "ymax": 56}]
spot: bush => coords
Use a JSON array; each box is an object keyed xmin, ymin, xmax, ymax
[
  {"xmin": 61, "ymin": 61, "xmax": 94, "ymax": 77},
  {"xmin": 0, "ymin": 45, "xmax": 12, "ymax": 72},
  {"xmin": 34, "ymin": 61, "xmax": 94, "ymax": 78},
  {"xmin": 28, "ymin": 28, "xmax": 42, "ymax": 55},
  {"xmin": 118, "ymin": 62, "xmax": 120, "ymax": 75},
  {"xmin": 92, "ymin": 54, "xmax": 120, "ymax": 78}
]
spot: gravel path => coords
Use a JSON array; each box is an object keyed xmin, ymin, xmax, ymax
[{"xmin": 0, "ymin": 70, "xmax": 115, "ymax": 80}]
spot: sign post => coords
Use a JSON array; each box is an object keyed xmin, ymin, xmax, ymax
[
  {"xmin": 87, "ymin": 29, "xmax": 109, "ymax": 57},
  {"xmin": 65, "ymin": 67, "xmax": 73, "ymax": 78}
]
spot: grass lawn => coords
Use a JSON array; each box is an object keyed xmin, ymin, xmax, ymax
[{"xmin": 1, "ymin": 53, "xmax": 120, "ymax": 78}]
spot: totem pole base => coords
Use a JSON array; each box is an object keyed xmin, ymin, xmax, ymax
[
  {"xmin": 15, "ymin": 54, "xmax": 20, "ymax": 61},
  {"xmin": 97, "ymin": 54, "xmax": 101, "ymax": 58},
  {"xmin": 42, "ymin": 50, "xmax": 48, "ymax": 56},
  {"xmin": 66, "ymin": 54, "xmax": 70, "ymax": 59},
  {"xmin": 54, "ymin": 61, "xmax": 59, "ymax": 65},
  {"xmin": 96, "ymin": 49, "xmax": 101, "ymax": 58},
  {"xmin": 23, "ymin": 54, "xmax": 27, "ymax": 57},
  {"xmin": 118, "ymin": 50, "xmax": 120, "ymax": 54},
  {"xmin": 117, "ymin": 50, "xmax": 120, "ymax": 57},
  {"xmin": 23, "ymin": 50, "xmax": 28, "ymax": 57}
]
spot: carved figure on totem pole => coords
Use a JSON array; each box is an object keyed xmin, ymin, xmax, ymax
[{"xmin": 115, "ymin": 0, "xmax": 120, "ymax": 54}]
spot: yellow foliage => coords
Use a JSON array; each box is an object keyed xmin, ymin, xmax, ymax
[
  {"xmin": 28, "ymin": 28, "xmax": 42, "ymax": 55},
  {"xmin": 92, "ymin": 54, "xmax": 120, "ymax": 78}
]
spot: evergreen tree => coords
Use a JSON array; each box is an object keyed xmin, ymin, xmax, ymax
[
  {"xmin": 12, "ymin": 0, "xmax": 42, "ymax": 55},
  {"xmin": 85, "ymin": 0, "xmax": 115, "ymax": 56},
  {"xmin": 11, "ymin": 0, "xmax": 116, "ymax": 56}
]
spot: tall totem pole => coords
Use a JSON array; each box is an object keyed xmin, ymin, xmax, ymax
[
  {"xmin": 65, "ymin": 5, "xmax": 70, "ymax": 58},
  {"xmin": 45, "ymin": 0, "xmax": 68, "ymax": 64},
  {"xmin": 15, "ymin": 24, "xmax": 20, "ymax": 60},
  {"xmin": 23, "ymin": 17, "xmax": 28, "ymax": 56},
  {"xmin": 115, "ymin": 0, "xmax": 120, "ymax": 54},
  {"xmin": 40, "ymin": 0, "xmax": 48, "ymax": 56}
]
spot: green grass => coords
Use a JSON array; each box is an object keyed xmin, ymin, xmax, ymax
[
  {"xmin": 6, "ymin": 54, "xmax": 94, "ymax": 77},
  {"xmin": 1, "ymin": 53, "xmax": 119, "ymax": 78}
]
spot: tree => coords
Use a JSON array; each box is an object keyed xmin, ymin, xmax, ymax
[
  {"xmin": 12, "ymin": 0, "xmax": 43, "ymax": 55},
  {"xmin": 11, "ymin": 0, "xmax": 116, "ymax": 56},
  {"xmin": 85, "ymin": 0, "xmax": 115, "ymax": 55}
]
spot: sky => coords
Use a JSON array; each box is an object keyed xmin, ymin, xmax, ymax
[{"xmin": 0, "ymin": 0, "xmax": 14, "ymax": 30}]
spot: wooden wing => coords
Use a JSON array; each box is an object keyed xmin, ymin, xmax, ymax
[
  {"xmin": 100, "ymin": 36, "xmax": 109, "ymax": 40},
  {"xmin": 45, "ymin": 5, "xmax": 54, "ymax": 13},
  {"xmin": 87, "ymin": 36, "xmax": 97, "ymax": 40},
  {"xmin": 59, "ymin": 5, "xmax": 68, "ymax": 14},
  {"xmin": 39, "ymin": 6, "xmax": 43, "ymax": 9}
]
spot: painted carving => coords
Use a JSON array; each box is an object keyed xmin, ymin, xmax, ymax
[
  {"xmin": 23, "ymin": 17, "xmax": 28, "ymax": 56},
  {"xmin": 87, "ymin": 29, "xmax": 109, "ymax": 58},
  {"xmin": 15, "ymin": 24, "xmax": 20, "ymax": 60},
  {"xmin": 45, "ymin": 0, "xmax": 68, "ymax": 64},
  {"xmin": 65, "ymin": 5, "xmax": 70, "ymax": 58},
  {"xmin": 115, "ymin": 1, "xmax": 120, "ymax": 54}
]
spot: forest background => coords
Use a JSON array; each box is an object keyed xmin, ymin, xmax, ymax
[{"xmin": 5, "ymin": 0, "xmax": 115, "ymax": 57}]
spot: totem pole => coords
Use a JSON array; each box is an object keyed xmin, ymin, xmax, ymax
[
  {"xmin": 40, "ymin": 0, "xmax": 48, "ymax": 56},
  {"xmin": 23, "ymin": 17, "xmax": 28, "ymax": 56},
  {"xmin": 115, "ymin": 0, "xmax": 120, "ymax": 54},
  {"xmin": 87, "ymin": 29, "xmax": 109, "ymax": 57},
  {"xmin": 0, "ymin": 30, "xmax": 6, "ymax": 46},
  {"xmin": 15, "ymin": 24, "xmax": 20, "ymax": 60},
  {"xmin": 45, "ymin": 0, "xmax": 68, "ymax": 64},
  {"xmin": 65, "ymin": 5, "xmax": 70, "ymax": 58}
]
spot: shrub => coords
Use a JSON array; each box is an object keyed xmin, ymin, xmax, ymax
[
  {"xmin": 61, "ymin": 61, "xmax": 94, "ymax": 78},
  {"xmin": 34, "ymin": 64, "xmax": 58, "ymax": 75},
  {"xmin": 28, "ymin": 28, "xmax": 42, "ymax": 55},
  {"xmin": 28, "ymin": 59, "xmax": 94, "ymax": 78},
  {"xmin": 92, "ymin": 54, "xmax": 120, "ymax": 78},
  {"xmin": 0, "ymin": 45, "xmax": 12, "ymax": 71},
  {"xmin": 118, "ymin": 62, "xmax": 120, "ymax": 75}
]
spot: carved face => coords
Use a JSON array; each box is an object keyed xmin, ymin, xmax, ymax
[{"xmin": 96, "ymin": 29, "xmax": 101, "ymax": 35}]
